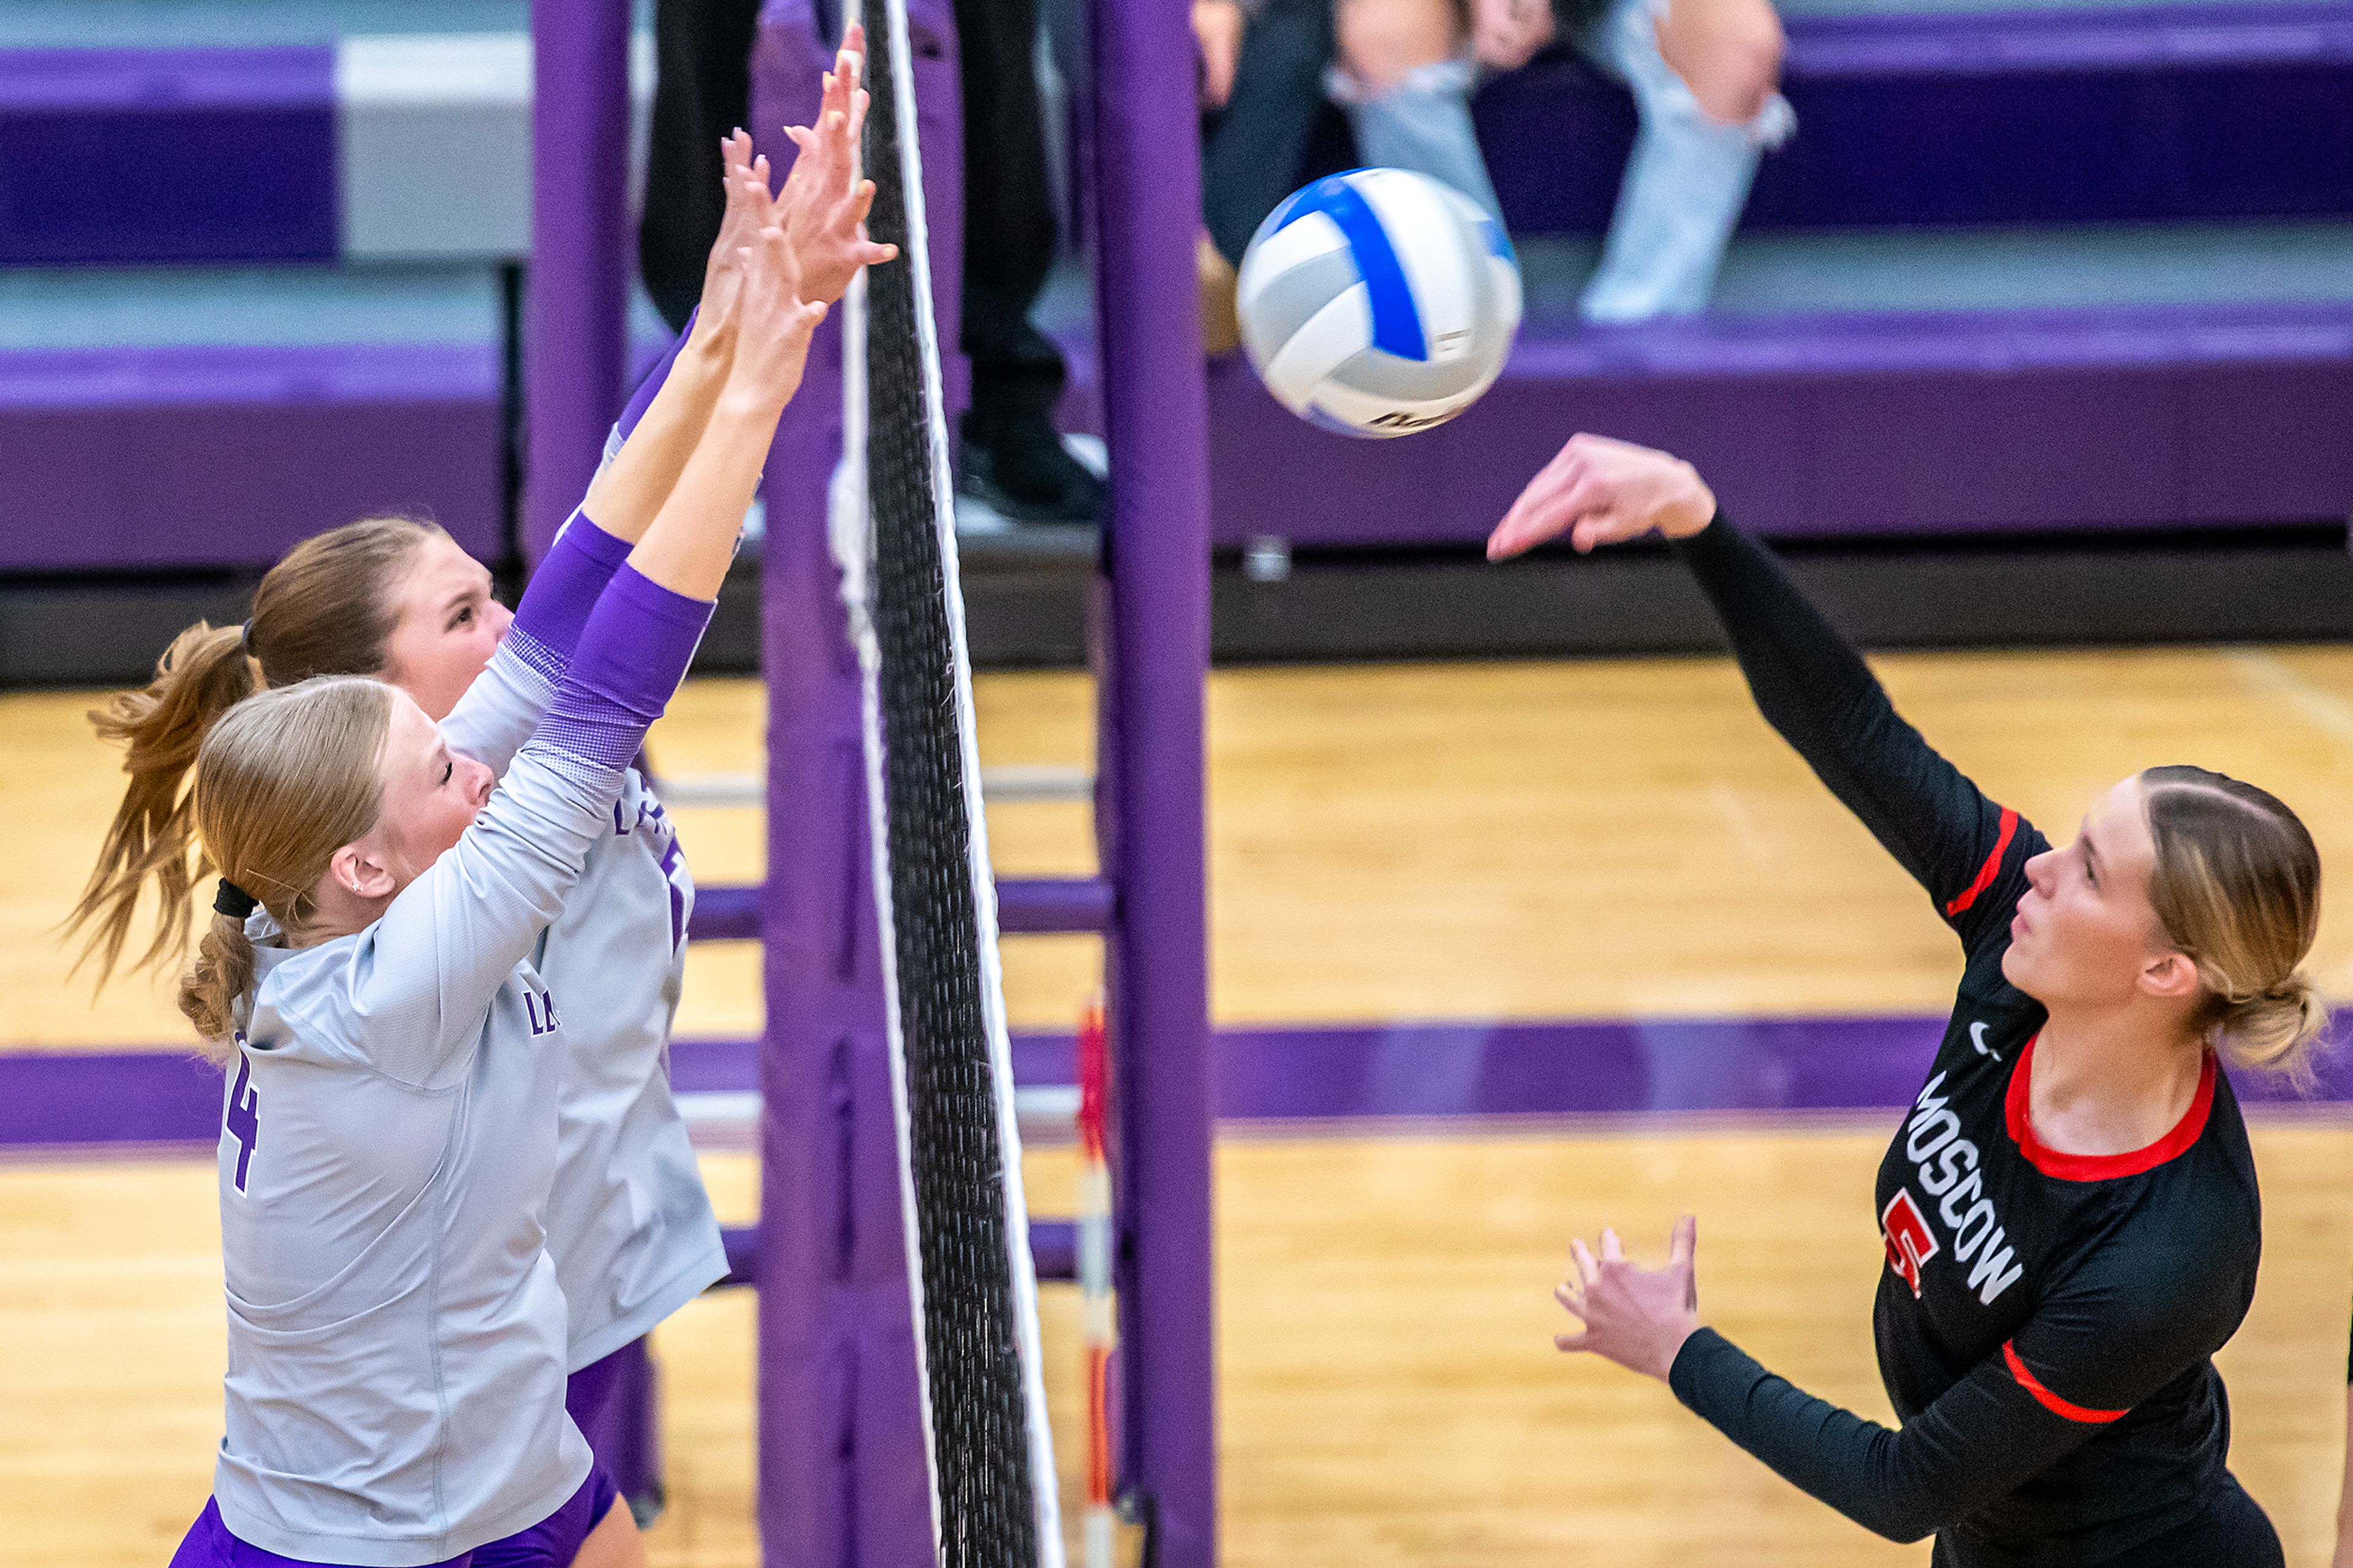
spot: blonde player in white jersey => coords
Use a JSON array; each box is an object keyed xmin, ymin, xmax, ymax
[{"xmin": 69, "ymin": 49, "xmax": 890, "ymax": 1568}]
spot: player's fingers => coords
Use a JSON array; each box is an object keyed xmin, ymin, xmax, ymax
[
  {"xmin": 1569, "ymin": 1237, "xmax": 1599, "ymax": 1285},
  {"xmin": 1553, "ymin": 1331, "xmax": 1593, "ymax": 1353},
  {"xmin": 1489, "ymin": 467, "xmax": 1580, "ymax": 557},
  {"xmin": 1670, "ymin": 1212, "xmax": 1696, "ymax": 1267},
  {"xmin": 1550, "ymin": 464, "xmax": 1611, "ymax": 518},
  {"xmin": 1570, "ymin": 510, "xmax": 1621, "ymax": 554},
  {"xmin": 1600, "ymin": 1228, "xmax": 1624, "ymax": 1263}
]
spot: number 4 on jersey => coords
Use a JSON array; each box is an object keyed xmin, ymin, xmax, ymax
[{"xmin": 225, "ymin": 1045, "xmax": 260, "ymax": 1194}]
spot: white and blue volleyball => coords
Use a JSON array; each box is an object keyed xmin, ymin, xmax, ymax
[{"xmin": 1237, "ymin": 167, "xmax": 1522, "ymax": 439}]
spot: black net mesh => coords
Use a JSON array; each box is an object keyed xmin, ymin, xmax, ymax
[{"xmin": 858, "ymin": 4, "xmax": 1044, "ymax": 1567}]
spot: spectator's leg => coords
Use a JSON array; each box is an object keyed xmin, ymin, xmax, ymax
[
  {"xmin": 1202, "ymin": 0, "xmax": 1342, "ymax": 265},
  {"xmin": 1330, "ymin": 51, "xmax": 1502, "ymax": 221},
  {"xmin": 955, "ymin": 0, "xmax": 1102, "ymax": 521},
  {"xmin": 641, "ymin": 0, "xmax": 765, "ymax": 333},
  {"xmin": 1577, "ymin": 0, "xmax": 1789, "ymax": 323}
]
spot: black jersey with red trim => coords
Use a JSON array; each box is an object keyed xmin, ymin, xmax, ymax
[{"xmin": 1659, "ymin": 518, "xmax": 2264, "ymax": 1566}]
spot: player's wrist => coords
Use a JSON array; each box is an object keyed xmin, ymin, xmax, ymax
[
  {"xmin": 1656, "ymin": 464, "xmax": 1716, "ymax": 540},
  {"xmin": 1648, "ymin": 1320, "xmax": 1702, "ymax": 1382}
]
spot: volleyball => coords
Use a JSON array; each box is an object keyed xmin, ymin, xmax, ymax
[{"xmin": 1236, "ymin": 167, "xmax": 1523, "ymax": 439}]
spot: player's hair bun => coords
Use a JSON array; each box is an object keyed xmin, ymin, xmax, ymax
[{"xmin": 2212, "ymin": 971, "xmax": 2329, "ymax": 1080}]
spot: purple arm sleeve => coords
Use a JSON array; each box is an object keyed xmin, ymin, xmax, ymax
[
  {"xmin": 533, "ymin": 565, "xmax": 714, "ymax": 770},
  {"xmin": 617, "ymin": 306, "xmax": 699, "ymax": 440},
  {"xmin": 501, "ymin": 510, "xmax": 632, "ymax": 686}
]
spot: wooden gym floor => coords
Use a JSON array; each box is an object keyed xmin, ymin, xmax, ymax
[{"xmin": 4, "ymin": 646, "xmax": 2351, "ymax": 1567}]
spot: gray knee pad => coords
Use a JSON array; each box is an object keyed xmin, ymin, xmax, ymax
[
  {"xmin": 1580, "ymin": 0, "xmax": 1792, "ymax": 322},
  {"xmin": 1328, "ymin": 57, "xmax": 1506, "ymax": 222}
]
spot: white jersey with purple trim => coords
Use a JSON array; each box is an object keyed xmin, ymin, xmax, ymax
[
  {"xmin": 210, "ymin": 746, "xmax": 605, "ymax": 1567},
  {"xmin": 443, "ymin": 525, "xmax": 726, "ymax": 1371}
]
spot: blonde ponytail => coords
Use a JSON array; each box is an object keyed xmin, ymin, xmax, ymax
[
  {"xmin": 67, "ymin": 621, "xmax": 259, "ymax": 985},
  {"xmin": 2142, "ymin": 765, "xmax": 2329, "ymax": 1083},
  {"xmin": 180, "ymin": 909, "xmax": 260, "ymax": 1058},
  {"xmin": 176, "ymin": 678, "xmax": 393, "ymax": 1049}
]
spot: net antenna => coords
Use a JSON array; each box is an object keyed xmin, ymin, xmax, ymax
[{"xmin": 830, "ymin": 0, "xmax": 1064, "ymax": 1559}]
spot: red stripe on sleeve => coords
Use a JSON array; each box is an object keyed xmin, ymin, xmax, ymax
[
  {"xmin": 2003, "ymin": 1341, "xmax": 2126, "ymax": 1424},
  {"xmin": 1943, "ymin": 807, "xmax": 2019, "ymax": 917}
]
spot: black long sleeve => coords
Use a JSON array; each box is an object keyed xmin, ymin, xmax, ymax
[
  {"xmin": 1672, "ymin": 517, "xmax": 2045, "ymax": 958},
  {"xmin": 1670, "ymin": 1229, "xmax": 2248, "ymax": 1547}
]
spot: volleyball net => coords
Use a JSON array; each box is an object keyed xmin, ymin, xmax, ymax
[{"xmin": 831, "ymin": 0, "xmax": 1062, "ymax": 1560}]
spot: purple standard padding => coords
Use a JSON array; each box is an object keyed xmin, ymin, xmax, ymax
[
  {"xmin": 1091, "ymin": 0, "xmax": 1220, "ymax": 1550},
  {"xmin": 688, "ymin": 875, "xmax": 1110, "ymax": 941},
  {"xmin": 0, "ymin": 48, "xmax": 338, "ymax": 264},
  {"xmin": 524, "ymin": 0, "xmax": 632, "ymax": 563},
  {"xmin": 682, "ymin": 883, "xmax": 760, "ymax": 942},
  {"xmin": 0, "ymin": 341, "xmax": 504, "ymax": 572}
]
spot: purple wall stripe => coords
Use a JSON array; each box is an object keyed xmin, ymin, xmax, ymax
[
  {"xmin": 11, "ymin": 1016, "xmax": 2344, "ymax": 1154},
  {"xmin": 0, "ymin": 48, "xmax": 337, "ymax": 265}
]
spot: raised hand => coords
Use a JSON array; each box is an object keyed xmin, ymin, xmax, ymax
[
  {"xmin": 773, "ymin": 25, "xmax": 900, "ymax": 305},
  {"xmin": 1553, "ymin": 1214, "xmax": 1702, "ymax": 1384},
  {"xmin": 696, "ymin": 129, "xmax": 773, "ymax": 342},
  {"xmin": 1487, "ymin": 433, "xmax": 1716, "ymax": 560},
  {"xmin": 724, "ymin": 225, "xmax": 828, "ymax": 413}
]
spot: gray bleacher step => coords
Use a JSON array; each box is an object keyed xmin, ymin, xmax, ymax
[{"xmin": 1523, "ymin": 220, "xmax": 2353, "ymax": 321}]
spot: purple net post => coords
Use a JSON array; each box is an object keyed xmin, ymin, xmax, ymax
[
  {"xmin": 1088, "ymin": 0, "xmax": 1219, "ymax": 1561},
  {"xmin": 525, "ymin": 0, "xmax": 631, "ymax": 562}
]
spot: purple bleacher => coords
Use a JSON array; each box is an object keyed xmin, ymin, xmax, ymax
[
  {"xmin": 0, "ymin": 341, "xmax": 503, "ymax": 570},
  {"xmin": 4, "ymin": 7, "xmax": 2350, "ymax": 267},
  {"xmin": 1048, "ymin": 299, "xmax": 2353, "ymax": 547},
  {"xmin": 1480, "ymin": 2, "xmax": 2353, "ymax": 235},
  {"xmin": 0, "ymin": 48, "xmax": 336, "ymax": 265}
]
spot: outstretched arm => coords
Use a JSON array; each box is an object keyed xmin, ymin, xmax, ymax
[
  {"xmin": 1555, "ymin": 1218, "xmax": 2247, "ymax": 1545},
  {"xmin": 356, "ymin": 221, "xmax": 836, "ymax": 1085},
  {"xmin": 1489, "ymin": 434, "xmax": 2044, "ymax": 955},
  {"xmin": 444, "ymin": 69, "xmax": 881, "ymax": 776}
]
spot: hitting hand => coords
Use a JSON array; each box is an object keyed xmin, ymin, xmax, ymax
[{"xmin": 1487, "ymin": 433, "xmax": 1717, "ymax": 560}]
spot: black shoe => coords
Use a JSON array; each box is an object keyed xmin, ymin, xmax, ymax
[{"xmin": 957, "ymin": 411, "xmax": 1105, "ymax": 525}]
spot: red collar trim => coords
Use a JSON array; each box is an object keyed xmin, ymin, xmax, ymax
[{"xmin": 2004, "ymin": 1032, "xmax": 2216, "ymax": 1182}]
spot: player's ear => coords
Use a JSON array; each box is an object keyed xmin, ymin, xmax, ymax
[
  {"xmin": 2137, "ymin": 947, "xmax": 2202, "ymax": 1004},
  {"xmin": 328, "ymin": 841, "xmax": 398, "ymax": 902}
]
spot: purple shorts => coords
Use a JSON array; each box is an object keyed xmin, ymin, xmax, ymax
[
  {"xmin": 469, "ymin": 1465, "xmax": 622, "ymax": 1568},
  {"xmin": 167, "ymin": 1469, "xmax": 620, "ymax": 1568}
]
